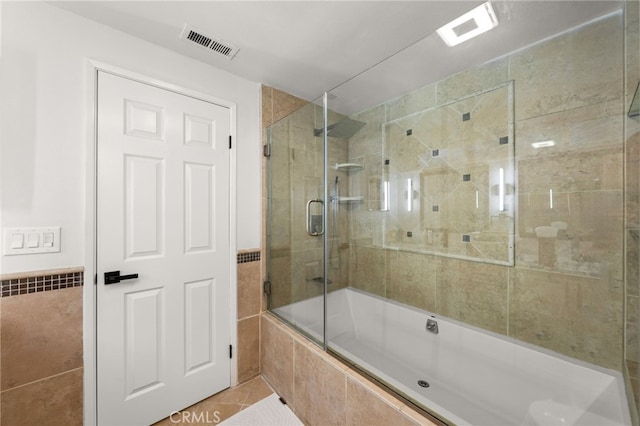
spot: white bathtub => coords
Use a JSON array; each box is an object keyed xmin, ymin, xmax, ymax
[{"xmin": 273, "ymin": 288, "xmax": 630, "ymax": 426}]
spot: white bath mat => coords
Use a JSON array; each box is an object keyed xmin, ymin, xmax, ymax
[{"xmin": 219, "ymin": 393, "xmax": 303, "ymax": 426}]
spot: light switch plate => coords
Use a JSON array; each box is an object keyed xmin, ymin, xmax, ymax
[
  {"xmin": 3, "ymin": 227, "xmax": 61, "ymax": 255},
  {"xmin": 10, "ymin": 233, "xmax": 24, "ymax": 249},
  {"xmin": 27, "ymin": 233, "xmax": 40, "ymax": 248}
]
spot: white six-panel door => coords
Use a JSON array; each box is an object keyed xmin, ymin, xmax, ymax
[{"xmin": 96, "ymin": 71, "xmax": 231, "ymax": 425}]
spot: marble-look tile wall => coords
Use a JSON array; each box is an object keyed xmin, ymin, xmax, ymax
[
  {"xmin": 348, "ymin": 13, "xmax": 625, "ymax": 369},
  {"xmin": 0, "ymin": 268, "xmax": 84, "ymax": 425},
  {"xmin": 625, "ymin": 0, "xmax": 640, "ymax": 417},
  {"xmin": 381, "ymin": 83, "xmax": 513, "ymax": 264},
  {"xmin": 261, "ymin": 312, "xmax": 438, "ymax": 426}
]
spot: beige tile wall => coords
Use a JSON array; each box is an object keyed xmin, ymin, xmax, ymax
[
  {"xmin": 0, "ymin": 254, "xmax": 265, "ymax": 425},
  {"xmin": 0, "ymin": 271, "xmax": 84, "ymax": 425},
  {"xmin": 348, "ymin": 13, "xmax": 625, "ymax": 370},
  {"xmin": 261, "ymin": 312, "xmax": 439, "ymax": 426},
  {"xmin": 380, "ymin": 83, "xmax": 513, "ymax": 264},
  {"xmin": 237, "ymin": 251, "xmax": 263, "ymax": 384}
]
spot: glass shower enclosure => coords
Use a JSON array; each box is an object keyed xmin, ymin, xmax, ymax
[
  {"xmin": 264, "ymin": 94, "xmax": 355, "ymax": 347},
  {"xmin": 264, "ymin": 3, "xmax": 637, "ymax": 423},
  {"xmin": 265, "ymin": 76, "xmax": 517, "ymax": 412}
]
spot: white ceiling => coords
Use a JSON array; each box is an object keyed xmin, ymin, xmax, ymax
[{"xmin": 52, "ymin": 0, "xmax": 622, "ymax": 114}]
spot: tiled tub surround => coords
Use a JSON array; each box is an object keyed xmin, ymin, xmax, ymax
[
  {"xmin": 0, "ymin": 268, "xmax": 84, "ymax": 425},
  {"xmin": 262, "ymin": 7, "xmax": 640, "ymax": 425},
  {"xmin": 261, "ymin": 312, "xmax": 439, "ymax": 426},
  {"xmin": 344, "ymin": 13, "xmax": 626, "ymax": 370},
  {"xmin": 264, "ymin": 13, "xmax": 627, "ymax": 370},
  {"xmin": 274, "ymin": 288, "xmax": 630, "ymax": 426}
]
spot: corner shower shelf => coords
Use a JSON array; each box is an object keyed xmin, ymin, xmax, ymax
[
  {"xmin": 338, "ymin": 196, "xmax": 364, "ymax": 204},
  {"xmin": 334, "ymin": 163, "xmax": 364, "ymax": 172}
]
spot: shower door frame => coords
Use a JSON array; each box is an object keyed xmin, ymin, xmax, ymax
[
  {"xmin": 321, "ymin": 92, "xmax": 329, "ymax": 351},
  {"xmin": 264, "ymin": 93, "xmax": 332, "ymax": 350}
]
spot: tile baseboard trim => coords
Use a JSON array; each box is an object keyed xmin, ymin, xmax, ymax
[
  {"xmin": 238, "ymin": 250, "xmax": 261, "ymax": 264},
  {"xmin": 1, "ymin": 267, "xmax": 84, "ymax": 298}
]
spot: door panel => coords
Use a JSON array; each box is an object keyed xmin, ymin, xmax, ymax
[
  {"xmin": 126, "ymin": 155, "xmax": 165, "ymax": 258},
  {"xmin": 185, "ymin": 162, "xmax": 214, "ymax": 252},
  {"xmin": 125, "ymin": 288, "xmax": 165, "ymax": 398},
  {"xmin": 97, "ymin": 71, "xmax": 231, "ymax": 425},
  {"xmin": 184, "ymin": 278, "xmax": 214, "ymax": 373}
]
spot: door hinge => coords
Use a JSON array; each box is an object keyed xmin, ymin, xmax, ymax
[
  {"xmin": 263, "ymin": 280, "xmax": 272, "ymax": 296},
  {"xmin": 229, "ymin": 135, "xmax": 232, "ymax": 149},
  {"xmin": 229, "ymin": 344, "xmax": 233, "ymax": 359},
  {"xmin": 263, "ymin": 143, "xmax": 271, "ymax": 157}
]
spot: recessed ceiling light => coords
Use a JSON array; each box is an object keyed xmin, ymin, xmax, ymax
[
  {"xmin": 531, "ymin": 140, "xmax": 556, "ymax": 149},
  {"xmin": 436, "ymin": 2, "xmax": 499, "ymax": 47}
]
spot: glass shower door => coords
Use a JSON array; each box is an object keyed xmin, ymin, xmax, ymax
[
  {"xmin": 265, "ymin": 99, "xmax": 327, "ymax": 345},
  {"xmin": 265, "ymin": 93, "xmax": 365, "ymax": 347}
]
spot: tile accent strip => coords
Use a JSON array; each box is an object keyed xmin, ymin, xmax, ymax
[
  {"xmin": 237, "ymin": 251, "xmax": 261, "ymax": 264},
  {"xmin": 1, "ymin": 269, "xmax": 83, "ymax": 298}
]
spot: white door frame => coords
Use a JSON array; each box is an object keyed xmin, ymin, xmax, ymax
[{"xmin": 83, "ymin": 59, "xmax": 238, "ymax": 425}]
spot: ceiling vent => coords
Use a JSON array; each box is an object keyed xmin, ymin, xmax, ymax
[{"xmin": 180, "ymin": 24, "xmax": 239, "ymax": 60}]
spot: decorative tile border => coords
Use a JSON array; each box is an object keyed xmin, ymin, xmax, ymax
[
  {"xmin": 237, "ymin": 250, "xmax": 261, "ymax": 264},
  {"xmin": 1, "ymin": 268, "xmax": 84, "ymax": 298},
  {"xmin": 0, "ymin": 251, "xmax": 264, "ymax": 296}
]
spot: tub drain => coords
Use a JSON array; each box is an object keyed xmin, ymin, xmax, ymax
[{"xmin": 417, "ymin": 380, "xmax": 430, "ymax": 388}]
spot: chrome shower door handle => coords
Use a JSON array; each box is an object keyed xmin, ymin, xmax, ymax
[{"xmin": 306, "ymin": 198, "xmax": 324, "ymax": 236}]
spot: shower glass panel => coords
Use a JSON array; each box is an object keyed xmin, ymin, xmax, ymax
[
  {"xmin": 320, "ymin": 80, "xmax": 515, "ymax": 417},
  {"xmin": 265, "ymin": 99, "xmax": 327, "ymax": 345},
  {"xmin": 266, "ymin": 82, "xmax": 517, "ymax": 416},
  {"xmin": 266, "ymin": 90, "xmax": 360, "ymax": 338},
  {"xmin": 266, "ymin": 95, "xmax": 365, "ymax": 347}
]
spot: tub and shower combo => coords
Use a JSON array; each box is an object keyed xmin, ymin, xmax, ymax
[
  {"xmin": 274, "ymin": 289, "xmax": 629, "ymax": 425},
  {"xmin": 265, "ymin": 4, "xmax": 635, "ymax": 425}
]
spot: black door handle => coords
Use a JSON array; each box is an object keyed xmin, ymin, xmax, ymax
[{"xmin": 104, "ymin": 270, "xmax": 139, "ymax": 285}]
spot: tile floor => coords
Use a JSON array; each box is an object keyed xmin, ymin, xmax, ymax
[{"xmin": 154, "ymin": 376, "xmax": 276, "ymax": 426}]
